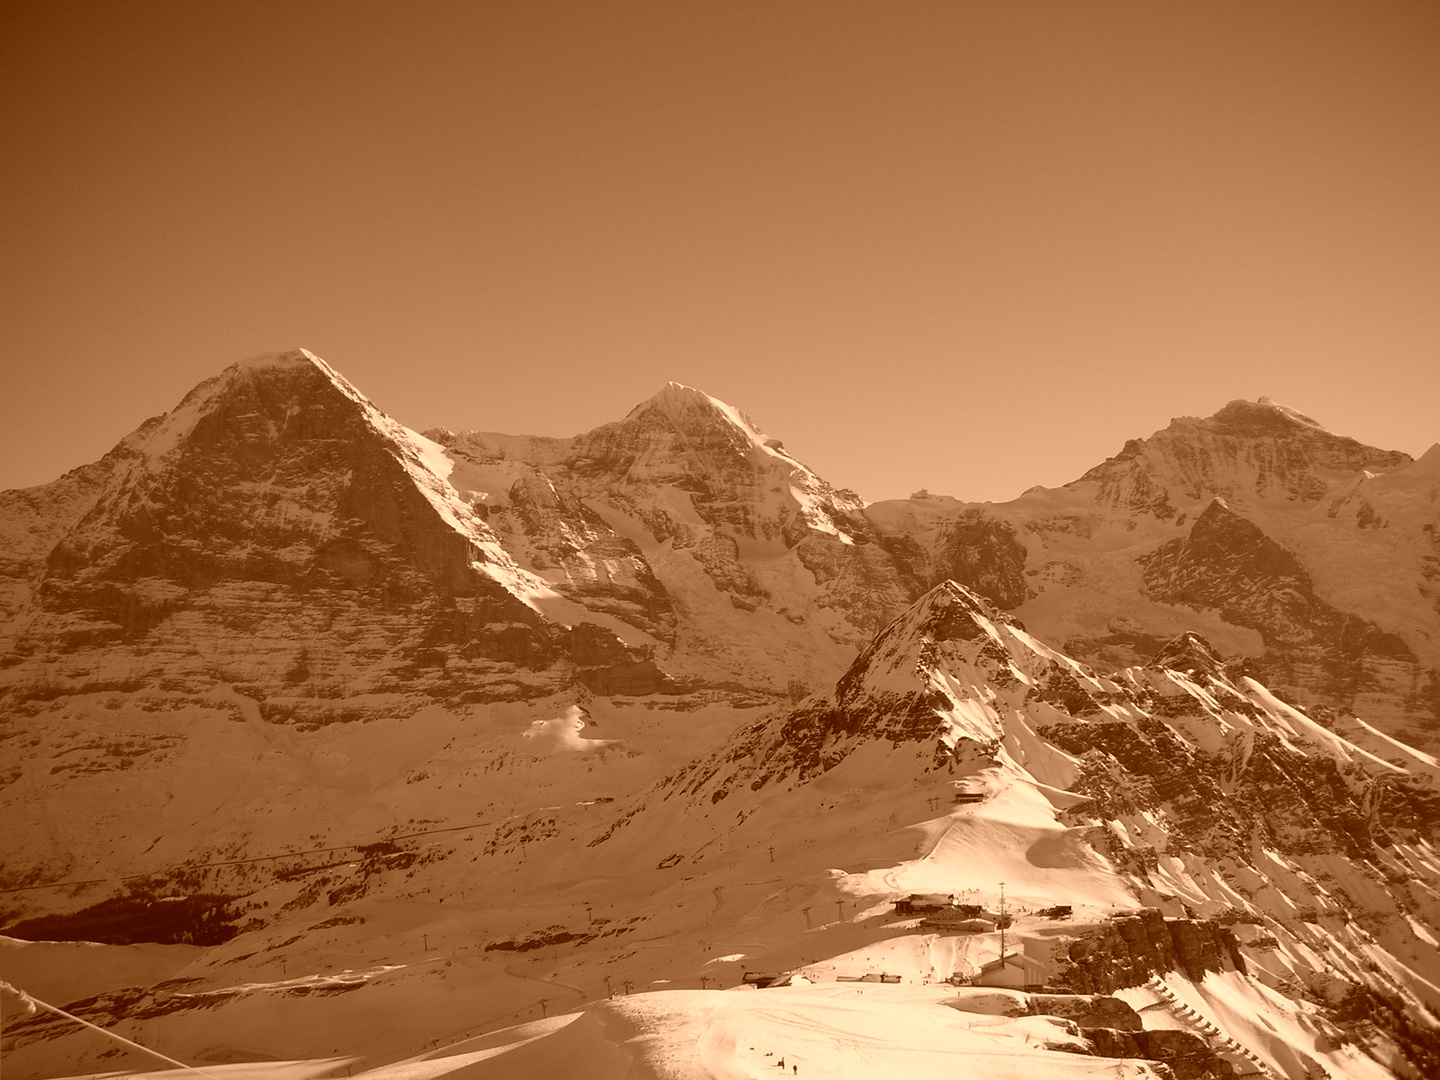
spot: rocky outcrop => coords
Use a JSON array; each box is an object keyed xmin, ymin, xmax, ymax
[
  {"xmin": 1138, "ymin": 498, "xmax": 1436, "ymax": 745},
  {"xmin": 1027, "ymin": 994, "xmax": 1144, "ymax": 1030},
  {"xmin": 1052, "ymin": 909, "xmax": 1245, "ymax": 993},
  {"xmin": 1139, "ymin": 499, "xmax": 1411, "ymax": 662},
  {"xmin": 1084, "ymin": 1028, "xmax": 1234, "ymax": 1079}
]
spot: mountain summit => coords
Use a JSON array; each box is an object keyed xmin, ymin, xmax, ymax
[
  {"xmin": 2, "ymin": 353, "xmax": 1438, "ymax": 1078},
  {"xmin": 1073, "ymin": 396, "xmax": 1411, "ymax": 515}
]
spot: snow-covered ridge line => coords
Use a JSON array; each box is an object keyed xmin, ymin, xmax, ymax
[
  {"xmin": 645, "ymin": 381, "xmax": 862, "ymax": 544},
  {"xmin": 131, "ymin": 349, "xmax": 652, "ymax": 632}
]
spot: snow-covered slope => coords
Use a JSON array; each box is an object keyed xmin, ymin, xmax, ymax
[
  {"xmin": 433, "ymin": 380, "xmax": 910, "ymax": 693},
  {"xmin": 8, "ymin": 581, "xmax": 1436, "ymax": 1079},
  {"xmin": 3, "ymin": 355, "xmax": 1438, "ymax": 1079}
]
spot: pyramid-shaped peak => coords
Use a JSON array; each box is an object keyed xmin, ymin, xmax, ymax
[
  {"xmin": 230, "ymin": 347, "xmax": 323, "ymax": 372},
  {"xmin": 178, "ymin": 348, "xmax": 365, "ymax": 410},
  {"xmin": 134, "ymin": 349, "xmax": 397, "ymax": 466},
  {"xmin": 836, "ymin": 580, "xmax": 1008, "ymax": 701},
  {"xmin": 620, "ymin": 383, "xmax": 822, "ymax": 471},
  {"xmin": 1149, "ymin": 631, "xmax": 1227, "ymax": 679},
  {"xmin": 630, "ymin": 382, "xmax": 767, "ymax": 437},
  {"xmin": 1207, "ymin": 397, "xmax": 1329, "ymax": 436},
  {"xmin": 1409, "ymin": 443, "xmax": 1440, "ymax": 476},
  {"xmin": 906, "ymin": 578, "xmax": 999, "ymax": 630},
  {"xmin": 218, "ymin": 348, "xmax": 371, "ymax": 403}
]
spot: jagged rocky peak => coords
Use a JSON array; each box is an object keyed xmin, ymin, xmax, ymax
[
  {"xmin": 1147, "ymin": 630, "xmax": 1228, "ymax": 679},
  {"xmin": 654, "ymin": 581, "xmax": 1027, "ymax": 802},
  {"xmin": 613, "ymin": 382, "xmax": 840, "ymax": 484},
  {"xmin": 836, "ymin": 579, "xmax": 1016, "ymax": 701},
  {"xmin": 581, "ymin": 380, "xmax": 774, "ymax": 472},
  {"xmin": 627, "ymin": 381, "xmax": 761, "ymax": 434},
  {"xmin": 564, "ymin": 382, "xmax": 866, "ymax": 551},
  {"xmin": 5, "ymin": 347, "xmax": 681, "ymax": 716},
  {"xmin": 39, "ymin": 345, "xmax": 513, "ymax": 596},
  {"xmin": 137, "ymin": 348, "xmax": 368, "ymax": 458}
]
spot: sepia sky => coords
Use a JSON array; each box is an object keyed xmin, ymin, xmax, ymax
[{"xmin": 2, "ymin": 1, "xmax": 1437, "ymax": 503}]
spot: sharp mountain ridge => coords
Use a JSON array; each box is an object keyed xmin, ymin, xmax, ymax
[{"xmin": 2, "ymin": 351, "xmax": 1439, "ymax": 1080}]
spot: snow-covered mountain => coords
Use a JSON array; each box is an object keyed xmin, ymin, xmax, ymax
[
  {"xmin": 429, "ymin": 379, "xmax": 910, "ymax": 691},
  {"xmin": 2, "ymin": 351, "xmax": 1438, "ymax": 1079},
  {"xmin": 5, "ymin": 581, "xmax": 1437, "ymax": 1079},
  {"xmin": 866, "ymin": 398, "xmax": 1440, "ymax": 755},
  {"xmin": 10, "ymin": 353, "xmax": 1428, "ymax": 746}
]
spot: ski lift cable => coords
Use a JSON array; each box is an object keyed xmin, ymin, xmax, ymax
[{"xmin": 1, "ymin": 979, "xmax": 231, "ymax": 1080}]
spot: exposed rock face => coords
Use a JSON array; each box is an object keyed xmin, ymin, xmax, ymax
[
  {"xmin": 1081, "ymin": 1027, "xmax": 1235, "ymax": 1079},
  {"xmin": 2, "ymin": 360, "xmax": 1438, "ymax": 1080},
  {"xmin": 658, "ymin": 582, "xmax": 1035, "ymax": 801},
  {"xmin": 877, "ymin": 507, "xmax": 1030, "ymax": 607},
  {"xmin": 631, "ymin": 585, "xmax": 1439, "ymax": 961},
  {"xmin": 865, "ymin": 398, "xmax": 1440, "ymax": 751},
  {"xmin": 0, "ymin": 421, "xmax": 161, "ymax": 631},
  {"xmin": 1075, "ymin": 398, "xmax": 1411, "ymax": 515},
  {"xmin": 569, "ymin": 576, "xmax": 1440, "ymax": 1077},
  {"xmin": 1090, "ymin": 1028, "xmax": 1233, "ymax": 1079},
  {"xmin": 10, "ymin": 367, "xmax": 1434, "ymax": 750},
  {"xmin": 1139, "ymin": 498, "xmax": 1415, "ymax": 695},
  {"xmin": 1050, "ymin": 910, "xmax": 1245, "ymax": 993},
  {"xmin": 0, "ymin": 352, "xmax": 670, "ymax": 723},
  {"xmin": 1026, "ymin": 994, "xmax": 1144, "ymax": 1030},
  {"xmin": 438, "ymin": 381, "xmax": 914, "ymax": 689}
]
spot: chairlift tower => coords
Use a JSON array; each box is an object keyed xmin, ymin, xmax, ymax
[{"xmin": 998, "ymin": 882, "xmax": 1006, "ymax": 963}]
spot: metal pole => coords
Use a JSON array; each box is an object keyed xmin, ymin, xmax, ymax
[{"xmin": 998, "ymin": 882, "xmax": 1006, "ymax": 964}]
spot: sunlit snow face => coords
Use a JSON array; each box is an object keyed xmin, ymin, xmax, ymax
[{"xmin": 522, "ymin": 704, "xmax": 618, "ymax": 753}]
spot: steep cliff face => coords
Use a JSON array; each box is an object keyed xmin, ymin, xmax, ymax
[
  {"xmin": 655, "ymin": 582, "xmax": 1025, "ymax": 802},
  {"xmin": 1136, "ymin": 498, "xmax": 1428, "ymax": 740},
  {"xmin": 438, "ymin": 382, "xmax": 914, "ymax": 691},
  {"xmin": 0, "ymin": 417, "xmax": 163, "ymax": 631},
  {"xmin": 0, "ymin": 352, "xmax": 673, "ymax": 722},
  {"xmin": 6, "ymin": 357, "xmax": 1440, "ymax": 1079},
  {"xmin": 1052, "ymin": 907, "xmax": 1246, "ymax": 993}
]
